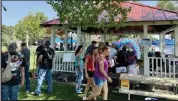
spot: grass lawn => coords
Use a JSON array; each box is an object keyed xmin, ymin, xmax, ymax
[{"xmin": 19, "ymin": 79, "xmax": 147, "ymax": 100}]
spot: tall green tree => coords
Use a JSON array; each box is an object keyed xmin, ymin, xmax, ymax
[
  {"xmin": 156, "ymin": 0, "xmax": 178, "ymax": 11},
  {"xmin": 47, "ymin": 0, "xmax": 132, "ymax": 28},
  {"xmin": 15, "ymin": 12, "xmax": 48, "ymax": 43},
  {"xmin": 2, "ymin": 25, "xmax": 16, "ymax": 46}
]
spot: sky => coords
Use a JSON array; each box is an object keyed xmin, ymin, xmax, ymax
[{"xmin": 2, "ymin": 1, "xmax": 158, "ymax": 26}]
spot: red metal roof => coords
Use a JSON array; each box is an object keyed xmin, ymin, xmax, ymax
[{"xmin": 41, "ymin": 1, "xmax": 178, "ymax": 26}]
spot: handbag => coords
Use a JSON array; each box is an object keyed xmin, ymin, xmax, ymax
[{"xmin": 1, "ymin": 54, "xmax": 12, "ymax": 83}]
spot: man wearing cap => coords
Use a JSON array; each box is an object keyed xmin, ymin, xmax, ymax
[{"xmin": 33, "ymin": 40, "xmax": 55, "ymax": 96}]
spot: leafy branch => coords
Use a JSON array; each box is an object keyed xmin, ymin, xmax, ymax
[{"xmin": 47, "ymin": 0, "xmax": 131, "ymax": 28}]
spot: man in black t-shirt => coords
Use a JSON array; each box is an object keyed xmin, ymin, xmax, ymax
[
  {"xmin": 1, "ymin": 42, "xmax": 25, "ymax": 100},
  {"xmin": 33, "ymin": 40, "xmax": 55, "ymax": 96}
]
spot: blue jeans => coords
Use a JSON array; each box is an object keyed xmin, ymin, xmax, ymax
[
  {"xmin": 75, "ymin": 66, "xmax": 83, "ymax": 87},
  {"xmin": 35, "ymin": 67, "xmax": 52, "ymax": 95},
  {"xmin": 1, "ymin": 84, "xmax": 20, "ymax": 100},
  {"xmin": 25, "ymin": 62, "xmax": 30, "ymax": 91}
]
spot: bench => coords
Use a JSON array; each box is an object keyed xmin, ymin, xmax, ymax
[{"xmin": 117, "ymin": 74, "xmax": 178, "ymax": 100}]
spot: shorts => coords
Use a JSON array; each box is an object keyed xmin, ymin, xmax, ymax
[
  {"xmin": 116, "ymin": 66, "xmax": 127, "ymax": 73},
  {"xmin": 94, "ymin": 76, "xmax": 106, "ymax": 87},
  {"xmin": 128, "ymin": 64, "xmax": 137, "ymax": 75},
  {"xmin": 87, "ymin": 71, "xmax": 94, "ymax": 77}
]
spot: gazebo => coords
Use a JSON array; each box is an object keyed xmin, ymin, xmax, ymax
[{"xmin": 40, "ymin": 1, "xmax": 178, "ymax": 78}]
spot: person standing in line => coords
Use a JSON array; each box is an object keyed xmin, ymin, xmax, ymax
[
  {"xmin": 84, "ymin": 45, "xmax": 112, "ymax": 100},
  {"xmin": 1, "ymin": 42, "xmax": 25, "ymax": 100},
  {"xmin": 33, "ymin": 40, "xmax": 55, "ymax": 96},
  {"xmin": 83, "ymin": 46, "xmax": 98, "ymax": 100},
  {"xmin": 127, "ymin": 46, "xmax": 137, "ymax": 75},
  {"xmin": 21, "ymin": 42, "xmax": 31, "ymax": 93},
  {"xmin": 115, "ymin": 46, "xmax": 128, "ymax": 88},
  {"xmin": 74, "ymin": 45, "xmax": 84, "ymax": 93}
]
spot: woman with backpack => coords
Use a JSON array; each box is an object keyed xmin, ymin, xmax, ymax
[
  {"xmin": 1, "ymin": 42, "xmax": 25, "ymax": 100},
  {"xmin": 74, "ymin": 45, "xmax": 84, "ymax": 93}
]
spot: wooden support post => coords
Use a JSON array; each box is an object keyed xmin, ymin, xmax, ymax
[
  {"xmin": 51, "ymin": 27, "xmax": 55, "ymax": 49},
  {"xmin": 174, "ymin": 25, "xmax": 178, "ymax": 57},
  {"xmin": 64, "ymin": 28, "xmax": 68, "ymax": 52},
  {"xmin": 143, "ymin": 25, "xmax": 149, "ymax": 76},
  {"xmin": 159, "ymin": 33, "xmax": 165, "ymax": 57},
  {"xmin": 77, "ymin": 26, "xmax": 81, "ymax": 45}
]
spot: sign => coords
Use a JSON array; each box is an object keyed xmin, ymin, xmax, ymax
[
  {"xmin": 121, "ymin": 79, "xmax": 130, "ymax": 90},
  {"xmin": 63, "ymin": 53, "xmax": 75, "ymax": 62},
  {"xmin": 140, "ymin": 38, "xmax": 151, "ymax": 46}
]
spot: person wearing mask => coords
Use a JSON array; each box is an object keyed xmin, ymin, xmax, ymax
[
  {"xmin": 33, "ymin": 40, "xmax": 55, "ymax": 96},
  {"xmin": 83, "ymin": 46, "xmax": 98, "ymax": 100},
  {"xmin": 21, "ymin": 42, "xmax": 31, "ymax": 93},
  {"xmin": 1, "ymin": 42, "xmax": 25, "ymax": 100},
  {"xmin": 115, "ymin": 46, "xmax": 128, "ymax": 88},
  {"xmin": 84, "ymin": 45, "xmax": 112, "ymax": 100},
  {"xmin": 74, "ymin": 45, "xmax": 84, "ymax": 93}
]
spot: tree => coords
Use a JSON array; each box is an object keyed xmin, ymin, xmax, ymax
[
  {"xmin": 15, "ymin": 12, "xmax": 48, "ymax": 43},
  {"xmin": 47, "ymin": 0, "xmax": 132, "ymax": 28},
  {"xmin": 156, "ymin": 0, "xmax": 178, "ymax": 11},
  {"xmin": 2, "ymin": 25, "xmax": 16, "ymax": 46}
]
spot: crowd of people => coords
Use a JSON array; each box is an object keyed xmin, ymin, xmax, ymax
[
  {"xmin": 1, "ymin": 40, "xmax": 139, "ymax": 100},
  {"xmin": 1, "ymin": 40, "xmax": 55, "ymax": 100},
  {"xmin": 74, "ymin": 41, "xmax": 139, "ymax": 100}
]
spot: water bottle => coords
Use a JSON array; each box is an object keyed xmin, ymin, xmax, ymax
[{"xmin": 145, "ymin": 97, "xmax": 157, "ymax": 100}]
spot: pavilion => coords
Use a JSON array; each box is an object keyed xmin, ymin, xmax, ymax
[{"xmin": 40, "ymin": 1, "xmax": 178, "ymax": 77}]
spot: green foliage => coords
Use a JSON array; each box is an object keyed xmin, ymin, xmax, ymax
[
  {"xmin": 47, "ymin": 0, "xmax": 131, "ymax": 28},
  {"xmin": 2, "ymin": 25, "xmax": 16, "ymax": 46},
  {"xmin": 156, "ymin": 0, "xmax": 178, "ymax": 11},
  {"xmin": 15, "ymin": 12, "xmax": 48, "ymax": 41}
]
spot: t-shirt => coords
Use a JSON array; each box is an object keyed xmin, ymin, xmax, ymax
[
  {"xmin": 115, "ymin": 50, "xmax": 127, "ymax": 67},
  {"xmin": 75, "ymin": 54, "xmax": 84, "ymax": 68},
  {"xmin": 36, "ymin": 45, "xmax": 44, "ymax": 59},
  {"xmin": 85, "ymin": 44, "xmax": 95, "ymax": 57},
  {"xmin": 21, "ymin": 47, "xmax": 30, "ymax": 64},
  {"xmin": 1, "ymin": 52, "xmax": 25, "ymax": 85},
  {"xmin": 86, "ymin": 54, "xmax": 95, "ymax": 71},
  {"xmin": 127, "ymin": 51, "xmax": 137, "ymax": 65},
  {"xmin": 38, "ymin": 47, "xmax": 55, "ymax": 69},
  {"xmin": 109, "ymin": 47, "xmax": 117, "ymax": 60}
]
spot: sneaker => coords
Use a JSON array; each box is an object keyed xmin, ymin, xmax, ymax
[
  {"xmin": 26, "ymin": 91, "xmax": 30, "ymax": 94},
  {"xmin": 31, "ymin": 92, "xmax": 40, "ymax": 96},
  {"xmin": 75, "ymin": 88, "xmax": 82, "ymax": 94},
  {"xmin": 80, "ymin": 88, "xmax": 83, "ymax": 91},
  {"xmin": 83, "ymin": 97, "xmax": 86, "ymax": 100}
]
